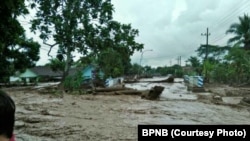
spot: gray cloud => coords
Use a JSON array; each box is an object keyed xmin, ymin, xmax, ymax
[
  {"xmin": 112, "ymin": 0, "xmax": 250, "ymax": 67},
  {"xmin": 19, "ymin": 0, "xmax": 250, "ymax": 67}
]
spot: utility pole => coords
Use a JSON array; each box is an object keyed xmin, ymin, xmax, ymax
[
  {"xmin": 176, "ymin": 56, "xmax": 181, "ymax": 66},
  {"xmin": 201, "ymin": 27, "xmax": 211, "ymax": 82},
  {"xmin": 201, "ymin": 28, "xmax": 210, "ymax": 61},
  {"xmin": 180, "ymin": 56, "xmax": 181, "ymax": 66}
]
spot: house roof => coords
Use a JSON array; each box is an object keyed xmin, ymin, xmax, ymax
[
  {"xmin": 20, "ymin": 65, "xmax": 103, "ymax": 78},
  {"xmin": 18, "ymin": 69, "xmax": 37, "ymax": 78},
  {"xmin": 30, "ymin": 66, "xmax": 63, "ymax": 77},
  {"xmin": 68, "ymin": 67, "xmax": 82, "ymax": 76}
]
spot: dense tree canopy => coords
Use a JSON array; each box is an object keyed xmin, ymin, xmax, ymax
[
  {"xmin": 30, "ymin": 0, "xmax": 143, "ymax": 84},
  {"xmin": 0, "ymin": 0, "xmax": 40, "ymax": 83},
  {"xmin": 99, "ymin": 21, "xmax": 143, "ymax": 74},
  {"xmin": 97, "ymin": 48, "xmax": 124, "ymax": 78}
]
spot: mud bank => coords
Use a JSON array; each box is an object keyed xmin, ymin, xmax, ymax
[{"xmin": 3, "ymin": 81, "xmax": 250, "ymax": 141}]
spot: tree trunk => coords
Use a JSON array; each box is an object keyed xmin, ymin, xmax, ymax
[{"xmin": 58, "ymin": 47, "xmax": 72, "ymax": 90}]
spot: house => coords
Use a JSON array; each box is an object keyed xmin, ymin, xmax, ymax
[
  {"xmin": 19, "ymin": 66, "xmax": 63, "ymax": 83},
  {"xmin": 13, "ymin": 64, "xmax": 126, "ymax": 88},
  {"xmin": 17, "ymin": 65, "xmax": 122, "ymax": 87},
  {"xmin": 17, "ymin": 65, "xmax": 104, "ymax": 83},
  {"xmin": 80, "ymin": 65, "xmax": 123, "ymax": 87},
  {"xmin": 82, "ymin": 65, "xmax": 104, "ymax": 80}
]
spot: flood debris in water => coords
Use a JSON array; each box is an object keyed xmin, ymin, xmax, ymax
[{"xmin": 141, "ymin": 86, "xmax": 165, "ymax": 100}]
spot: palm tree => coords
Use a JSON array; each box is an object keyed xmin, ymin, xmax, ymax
[{"xmin": 226, "ymin": 14, "xmax": 250, "ymax": 49}]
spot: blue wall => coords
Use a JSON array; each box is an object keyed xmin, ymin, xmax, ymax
[
  {"xmin": 82, "ymin": 65, "xmax": 104, "ymax": 79},
  {"xmin": 82, "ymin": 66, "xmax": 92, "ymax": 79}
]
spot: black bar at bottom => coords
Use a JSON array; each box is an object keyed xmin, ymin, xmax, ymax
[{"xmin": 138, "ymin": 125, "xmax": 250, "ymax": 141}]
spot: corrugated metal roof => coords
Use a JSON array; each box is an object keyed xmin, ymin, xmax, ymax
[{"xmin": 30, "ymin": 66, "xmax": 63, "ymax": 77}]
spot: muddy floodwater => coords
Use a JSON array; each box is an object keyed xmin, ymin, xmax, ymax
[{"xmin": 4, "ymin": 77, "xmax": 250, "ymax": 140}]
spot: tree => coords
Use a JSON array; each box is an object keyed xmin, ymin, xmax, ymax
[
  {"xmin": 143, "ymin": 65, "xmax": 154, "ymax": 76},
  {"xmin": 88, "ymin": 20, "xmax": 144, "ymax": 75},
  {"xmin": 187, "ymin": 56, "xmax": 200, "ymax": 68},
  {"xmin": 97, "ymin": 48, "xmax": 124, "ymax": 78},
  {"xmin": 224, "ymin": 46, "xmax": 250, "ymax": 83},
  {"xmin": 226, "ymin": 14, "xmax": 250, "ymax": 49},
  {"xmin": 186, "ymin": 56, "xmax": 202, "ymax": 75},
  {"xmin": 45, "ymin": 58, "xmax": 65, "ymax": 72},
  {"xmin": 101, "ymin": 21, "xmax": 144, "ymax": 73},
  {"xmin": 0, "ymin": 0, "xmax": 40, "ymax": 83},
  {"xmin": 127, "ymin": 63, "xmax": 143, "ymax": 76},
  {"xmin": 196, "ymin": 44, "xmax": 229, "ymax": 81},
  {"xmin": 196, "ymin": 44, "xmax": 229, "ymax": 61},
  {"xmin": 31, "ymin": 0, "xmax": 143, "ymax": 86},
  {"xmin": 171, "ymin": 64, "xmax": 183, "ymax": 77},
  {"xmin": 30, "ymin": 0, "xmax": 114, "ymax": 82}
]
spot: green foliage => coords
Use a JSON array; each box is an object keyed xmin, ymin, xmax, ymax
[
  {"xmin": 201, "ymin": 46, "xmax": 250, "ymax": 84},
  {"xmin": 187, "ymin": 56, "xmax": 201, "ymax": 68},
  {"xmin": 224, "ymin": 47, "xmax": 250, "ymax": 83},
  {"xmin": 186, "ymin": 56, "xmax": 202, "ymax": 75},
  {"xmin": 30, "ymin": 0, "xmax": 115, "ymax": 81},
  {"xmin": 153, "ymin": 65, "xmax": 183, "ymax": 77},
  {"xmin": 226, "ymin": 14, "xmax": 250, "ymax": 49},
  {"xmin": 95, "ymin": 21, "xmax": 144, "ymax": 75},
  {"xmin": 142, "ymin": 65, "xmax": 154, "ymax": 77},
  {"xmin": 171, "ymin": 65, "xmax": 184, "ymax": 77},
  {"xmin": 211, "ymin": 63, "xmax": 230, "ymax": 83},
  {"xmin": 0, "ymin": 0, "xmax": 40, "ymax": 83},
  {"xmin": 193, "ymin": 14, "xmax": 250, "ymax": 84},
  {"xmin": 97, "ymin": 48, "xmax": 124, "ymax": 78},
  {"xmin": 31, "ymin": 0, "xmax": 143, "ymax": 85},
  {"xmin": 127, "ymin": 63, "xmax": 184, "ymax": 78},
  {"xmin": 63, "ymin": 71, "xmax": 83, "ymax": 91},
  {"xmin": 202, "ymin": 59, "xmax": 216, "ymax": 80},
  {"xmin": 126, "ymin": 63, "xmax": 143, "ymax": 75},
  {"xmin": 196, "ymin": 44, "xmax": 230, "ymax": 60},
  {"xmin": 46, "ymin": 58, "xmax": 65, "ymax": 72}
]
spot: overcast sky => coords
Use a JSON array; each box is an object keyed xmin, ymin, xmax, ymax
[{"xmin": 21, "ymin": 0, "xmax": 250, "ymax": 67}]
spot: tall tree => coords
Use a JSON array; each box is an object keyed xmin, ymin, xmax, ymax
[
  {"xmin": 226, "ymin": 14, "xmax": 250, "ymax": 49},
  {"xmin": 101, "ymin": 21, "xmax": 144, "ymax": 73},
  {"xmin": 30, "ymin": 0, "xmax": 115, "ymax": 82},
  {"xmin": 31, "ymin": 0, "xmax": 143, "ymax": 84},
  {"xmin": 95, "ymin": 21, "xmax": 144, "ymax": 75},
  {"xmin": 0, "ymin": 0, "xmax": 40, "ymax": 82}
]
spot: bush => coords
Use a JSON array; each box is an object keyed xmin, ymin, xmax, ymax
[{"xmin": 63, "ymin": 71, "xmax": 83, "ymax": 92}]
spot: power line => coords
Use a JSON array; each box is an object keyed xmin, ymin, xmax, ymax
[
  {"xmin": 212, "ymin": 35, "xmax": 228, "ymax": 44},
  {"xmin": 210, "ymin": 0, "xmax": 250, "ymax": 44},
  {"xmin": 210, "ymin": 0, "xmax": 249, "ymax": 30},
  {"xmin": 214, "ymin": 1, "xmax": 250, "ymax": 29}
]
